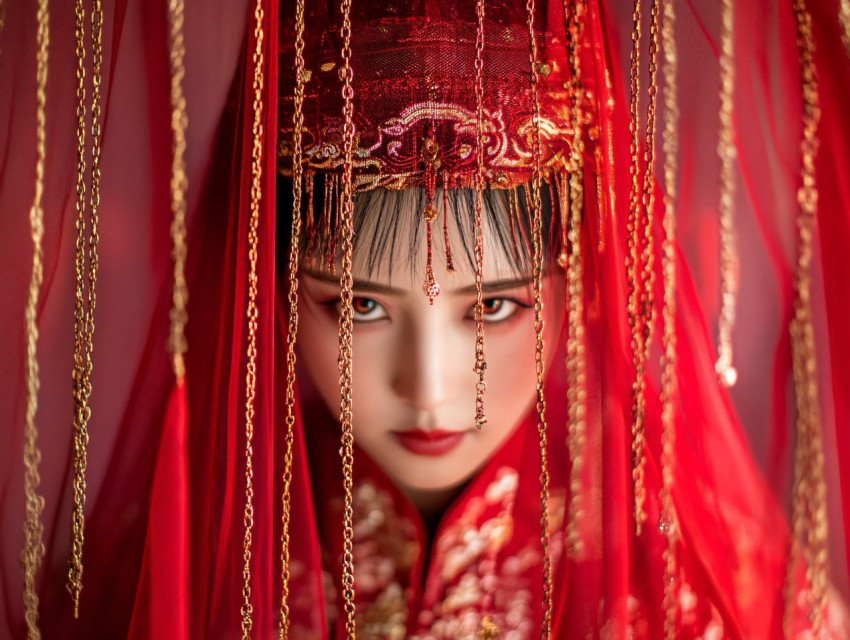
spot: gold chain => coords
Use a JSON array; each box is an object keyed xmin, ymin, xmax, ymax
[
  {"xmin": 626, "ymin": 0, "xmax": 648, "ymax": 536},
  {"xmin": 70, "ymin": 0, "xmax": 87, "ymax": 610},
  {"xmin": 526, "ymin": 1, "xmax": 553, "ymax": 636},
  {"xmin": 69, "ymin": 0, "xmax": 104, "ymax": 616},
  {"xmin": 785, "ymin": 1, "xmax": 828, "ymax": 634},
  {"xmin": 564, "ymin": 0, "xmax": 587, "ymax": 560},
  {"xmin": 715, "ymin": 0, "xmax": 739, "ymax": 388},
  {"xmin": 659, "ymin": 0, "xmax": 679, "ymax": 636},
  {"xmin": 22, "ymin": 1, "xmax": 50, "ymax": 636},
  {"xmin": 278, "ymin": 0, "xmax": 306, "ymax": 636},
  {"xmin": 840, "ymin": 0, "xmax": 850, "ymax": 56},
  {"xmin": 472, "ymin": 0, "xmax": 488, "ymax": 430},
  {"xmin": 626, "ymin": 0, "xmax": 660, "ymax": 538},
  {"xmin": 640, "ymin": 0, "xmax": 659, "ymax": 347},
  {"xmin": 240, "ymin": 0, "xmax": 266, "ymax": 636},
  {"xmin": 338, "ymin": 0, "xmax": 358, "ymax": 636},
  {"xmin": 167, "ymin": 0, "xmax": 189, "ymax": 382}
]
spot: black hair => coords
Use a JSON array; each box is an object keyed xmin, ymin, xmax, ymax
[{"xmin": 276, "ymin": 173, "xmax": 564, "ymax": 283}]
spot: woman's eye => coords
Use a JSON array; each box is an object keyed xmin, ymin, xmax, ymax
[
  {"xmin": 471, "ymin": 298, "xmax": 527, "ymax": 323},
  {"xmin": 350, "ymin": 296, "xmax": 387, "ymax": 322}
]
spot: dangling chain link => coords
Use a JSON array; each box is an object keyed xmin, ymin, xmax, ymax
[
  {"xmin": 715, "ymin": 0, "xmax": 739, "ymax": 388},
  {"xmin": 167, "ymin": 0, "xmax": 189, "ymax": 382},
  {"xmin": 240, "ymin": 0, "xmax": 266, "ymax": 636},
  {"xmin": 659, "ymin": 0, "xmax": 679, "ymax": 636},
  {"xmin": 278, "ymin": 0, "xmax": 306, "ymax": 636},
  {"xmin": 563, "ymin": 0, "xmax": 587, "ymax": 560},
  {"xmin": 785, "ymin": 0, "xmax": 828, "ymax": 634},
  {"xmin": 626, "ymin": 0, "xmax": 647, "ymax": 536},
  {"xmin": 22, "ymin": 2, "xmax": 50, "ymax": 637},
  {"xmin": 338, "ymin": 0, "xmax": 358, "ymax": 636},
  {"xmin": 526, "ymin": 1, "xmax": 553, "ymax": 636},
  {"xmin": 472, "ymin": 0, "xmax": 488, "ymax": 430},
  {"xmin": 626, "ymin": 0, "xmax": 659, "ymax": 538},
  {"xmin": 69, "ymin": 0, "xmax": 104, "ymax": 616}
]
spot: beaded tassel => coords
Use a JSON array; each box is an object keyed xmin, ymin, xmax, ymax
[{"xmin": 421, "ymin": 125, "xmax": 441, "ymax": 304}]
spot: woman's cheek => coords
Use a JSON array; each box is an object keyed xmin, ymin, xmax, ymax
[{"xmin": 485, "ymin": 320, "xmax": 539, "ymax": 407}]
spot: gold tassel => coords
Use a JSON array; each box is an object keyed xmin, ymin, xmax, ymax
[
  {"xmin": 22, "ymin": 1, "xmax": 50, "ymax": 636},
  {"xmin": 626, "ymin": 0, "xmax": 660, "ymax": 538},
  {"xmin": 840, "ymin": 0, "xmax": 850, "ymax": 56},
  {"xmin": 472, "ymin": 0, "xmax": 488, "ymax": 431},
  {"xmin": 166, "ymin": 0, "xmax": 189, "ymax": 382},
  {"xmin": 442, "ymin": 170, "xmax": 455, "ymax": 275},
  {"xmin": 715, "ymin": 0, "xmax": 739, "ymax": 388},
  {"xmin": 69, "ymin": 0, "xmax": 105, "ymax": 616},
  {"xmin": 563, "ymin": 0, "xmax": 588, "ymax": 561},
  {"xmin": 328, "ymin": 174, "xmax": 339, "ymax": 276},
  {"xmin": 526, "ymin": 0, "xmax": 554, "ymax": 635},
  {"xmin": 338, "ymin": 0, "xmax": 358, "ymax": 637},
  {"xmin": 785, "ymin": 1, "xmax": 829, "ymax": 634},
  {"xmin": 659, "ymin": 0, "xmax": 680, "ymax": 635},
  {"xmin": 279, "ymin": 0, "xmax": 307, "ymax": 634},
  {"xmin": 421, "ymin": 125, "xmax": 441, "ymax": 304},
  {"xmin": 240, "ymin": 0, "xmax": 267, "ymax": 636}
]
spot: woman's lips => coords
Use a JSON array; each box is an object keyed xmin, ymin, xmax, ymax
[{"xmin": 392, "ymin": 428, "xmax": 466, "ymax": 456}]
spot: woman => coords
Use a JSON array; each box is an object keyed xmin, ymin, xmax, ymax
[
  {"xmin": 2, "ymin": 0, "xmax": 849, "ymax": 638},
  {"xmin": 273, "ymin": 1, "xmax": 848, "ymax": 637}
]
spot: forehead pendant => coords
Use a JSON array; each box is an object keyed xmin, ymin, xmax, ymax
[{"xmin": 421, "ymin": 124, "xmax": 442, "ymax": 304}]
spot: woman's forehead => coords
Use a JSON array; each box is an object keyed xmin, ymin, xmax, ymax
[{"xmin": 347, "ymin": 187, "xmax": 536, "ymax": 283}]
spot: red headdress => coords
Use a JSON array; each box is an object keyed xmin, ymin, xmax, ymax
[{"xmin": 278, "ymin": 1, "xmax": 579, "ymax": 191}]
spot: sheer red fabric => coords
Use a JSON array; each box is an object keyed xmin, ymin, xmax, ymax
[{"xmin": 1, "ymin": 0, "xmax": 849, "ymax": 638}]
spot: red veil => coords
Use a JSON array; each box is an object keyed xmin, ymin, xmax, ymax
[{"xmin": 1, "ymin": 0, "xmax": 849, "ymax": 638}]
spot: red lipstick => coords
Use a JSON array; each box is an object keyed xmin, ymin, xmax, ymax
[{"xmin": 392, "ymin": 428, "xmax": 466, "ymax": 456}]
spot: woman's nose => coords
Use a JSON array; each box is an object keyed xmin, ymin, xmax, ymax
[{"xmin": 391, "ymin": 315, "xmax": 452, "ymax": 411}]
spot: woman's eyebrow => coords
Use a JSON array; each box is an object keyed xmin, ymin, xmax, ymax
[
  {"xmin": 302, "ymin": 270, "xmax": 407, "ymax": 296},
  {"xmin": 452, "ymin": 277, "xmax": 534, "ymax": 295}
]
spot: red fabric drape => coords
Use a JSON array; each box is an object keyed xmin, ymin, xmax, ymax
[{"xmin": 1, "ymin": 0, "xmax": 849, "ymax": 637}]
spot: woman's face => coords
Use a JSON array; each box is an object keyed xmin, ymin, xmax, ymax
[{"xmin": 297, "ymin": 192, "xmax": 565, "ymax": 501}]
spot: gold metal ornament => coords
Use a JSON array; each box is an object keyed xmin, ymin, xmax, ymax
[
  {"xmin": 279, "ymin": 0, "xmax": 306, "ymax": 635},
  {"xmin": 69, "ymin": 0, "xmax": 105, "ymax": 616},
  {"xmin": 526, "ymin": 0, "xmax": 554, "ymax": 635},
  {"xmin": 22, "ymin": 1, "xmax": 50, "ymax": 636},
  {"xmin": 472, "ymin": 0, "xmax": 489, "ymax": 430},
  {"xmin": 167, "ymin": 0, "xmax": 190, "ymax": 383},
  {"xmin": 785, "ymin": 0, "xmax": 829, "ymax": 634},
  {"xmin": 240, "ymin": 0, "xmax": 267, "ymax": 635},
  {"xmin": 659, "ymin": 0, "xmax": 680, "ymax": 635},
  {"xmin": 715, "ymin": 0, "xmax": 739, "ymax": 389},
  {"xmin": 338, "ymin": 0, "xmax": 359, "ymax": 636},
  {"xmin": 563, "ymin": 0, "xmax": 588, "ymax": 561}
]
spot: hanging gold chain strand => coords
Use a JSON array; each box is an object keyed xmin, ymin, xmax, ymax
[
  {"xmin": 659, "ymin": 0, "xmax": 679, "ymax": 636},
  {"xmin": 715, "ymin": 0, "xmax": 739, "ymax": 388},
  {"xmin": 278, "ymin": 0, "xmax": 306, "ymax": 636},
  {"xmin": 626, "ymin": 0, "xmax": 648, "ymax": 536},
  {"xmin": 840, "ymin": 0, "xmax": 850, "ymax": 56},
  {"xmin": 240, "ymin": 0, "xmax": 266, "ymax": 636},
  {"xmin": 167, "ymin": 0, "xmax": 189, "ymax": 381},
  {"xmin": 639, "ymin": 0, "xmax": 659, "ymax": 348},
  {"xmin": 526, "ymin": 1, "xmax": 553, "ymax": 636},
  {"xmin": 785, "ymin": 1, "xmax": 828, "ymax": 634},
  {"xmin": 564, "ymin": 0, "xmax": 587, "ymax": 559},
  {"xmin": 22, "ymin": 2, "xmax": 49, "ymax": 637},
  {"xmin": 69, "ymin": 0, "xmax": 87, "ymax": 611},
  {"xmin": 338, "ymin": 0, "xmax": 358, "ymax": 636},
  {"xmin": 472, "ymin": 0, "xmax": 488, "ymax": 430},
  {"xmin": 69, "ymin": 0, "xmax": 104, "ymax": 616}
]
